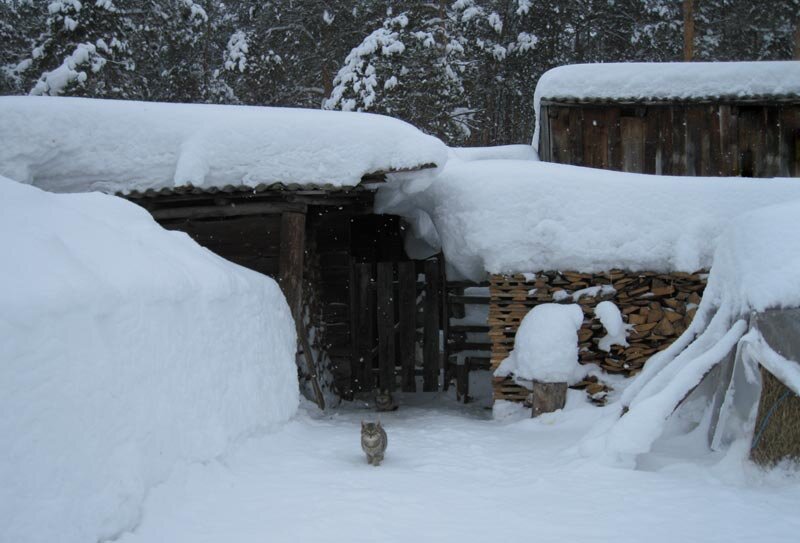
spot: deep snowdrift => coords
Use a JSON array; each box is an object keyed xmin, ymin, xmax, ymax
[
  {"xmin": 533, "ymin": 61, "xmax": 800, "ymax": 150},
  {"xmin": 0, "ymin": 177, "xmax": 299, "ymax": 543},
  {"xmin": 586, "ymin": 200, "xmax": 800, "ymax": 462},
  {"xmin": 0, "ymin": 96, "xmax": 448, "ymax": 193},
  {"xmin": 377, "ymin": 159, "xmax": 800, "ymax": 280}
]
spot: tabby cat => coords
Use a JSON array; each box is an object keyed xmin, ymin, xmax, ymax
[{"xmin": 360, "ymin": 420, "xmax": 388, "ymax": 466}]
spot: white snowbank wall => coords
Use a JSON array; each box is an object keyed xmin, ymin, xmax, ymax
[
  {"xmin": 533, "ymin": 61, "xmax": 800, "ymax": 150},
  {"xmin": 377, "ymin": 159, "xmax": 800, "ymax": 280},
  {"xmin": 0, "ymin": 177, "xmax": 299, "ymax": 543},
  {"xmin": 0, "ymin": 96, "xmax": 448, "ymax": 193}
]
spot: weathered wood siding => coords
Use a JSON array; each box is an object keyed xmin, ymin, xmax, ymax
[
  {"xmin": 161, "ymin": 214, "xmax": 282, "ymax": 277},
  {"xmin": 539, "ymin": 102, "xmax": 800, "ymax": 177}
]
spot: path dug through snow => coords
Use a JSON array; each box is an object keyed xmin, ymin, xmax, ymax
[{"xmin": 117, "ymin": 396, "xmax": 800, "ymax": 543}]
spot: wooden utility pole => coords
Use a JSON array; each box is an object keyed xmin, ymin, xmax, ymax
[{"xmin": 683, "ymin": 0, "xmax": 695, "ymax": 61}]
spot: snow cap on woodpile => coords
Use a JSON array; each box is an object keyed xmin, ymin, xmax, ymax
[
  {"xmin": 0, "ymin": 96, "xmax": 448, "ymax": 194},
  {"xmin": 495, "ymin": 303, "xmax": 586, "ymax": 385},
  {"xmin": 533, "ymin": 61, "xmax": 800, "ymax": 150},
  {"xmin": 377, "ymin": 158, "xmax": 800, "ymax": 281}
]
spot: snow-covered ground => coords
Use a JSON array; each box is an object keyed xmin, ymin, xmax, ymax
[{"xmin": 114, "ymin": 396, "xmax": 800, "ymax": 543}]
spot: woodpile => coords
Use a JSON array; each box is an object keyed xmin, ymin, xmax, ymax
[{"xmin": 489, "ymin": 270, "xmax": 707, "ymax": 403}]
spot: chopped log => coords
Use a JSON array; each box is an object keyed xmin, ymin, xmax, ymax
[{"xmin": 531, "ymin": 381, "xmax": 568, "ymax": 417}]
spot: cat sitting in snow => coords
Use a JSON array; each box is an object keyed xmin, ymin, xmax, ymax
[{"xmin": 360, "ymin": 420, "xmax": 388, "ymax": 466}]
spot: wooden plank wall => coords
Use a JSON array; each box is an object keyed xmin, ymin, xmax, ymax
[
  {"xmin": 161, "ymin": 215, "xmax": 282, "ymax": 277},
  {"xmin": 540, "ymin": 103, "xmax": 800, "ymax": 178}
]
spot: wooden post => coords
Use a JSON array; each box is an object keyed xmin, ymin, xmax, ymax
[
  {"xmin": 423, "ymin": 259, "xmax": 441, "ymax": 392},
  {"xmin": 683, "ymin": 0, "xmax": 694, "ymax": 61},
  {"xmin": 376, "ymin": 262, "xmax": 396, "ymax": 392},
  {"xmin": 398, "ymin": 262, "xmax": 417, "ymax": 392},
  {"xmin": 440, "ymin": 254, "xmax": 451, "ymax": 391},
  {"xmin": 279, "ymin": 211, "xmax": 324, "ymax": 410},
  {"xmin": 279, "ymin": 212, "xmax": 306, "ymax": 318},
  {"xmin": 531, "ymin": 381, "xmax": 568, "ymax": 418}
]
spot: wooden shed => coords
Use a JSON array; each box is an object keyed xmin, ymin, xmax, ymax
[
  {"xmin": 124, "ymin": 175, "xmax": 490, "ymax": 406},
  {"xmin": 535, "ymin": 61, "xmax": 800, "ymax": 177}
]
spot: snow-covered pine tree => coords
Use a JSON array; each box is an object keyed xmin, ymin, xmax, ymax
[
  {"xmin": 324, "ymin": 3, "xmax": 470, "ymax": 144},
  {"xmin": 140, "ymin": 0, "xmax": 233, "ymax": 103},
  {"xmin": 21, "ymin": 0, "xmax": 140, "ymax": 97}
]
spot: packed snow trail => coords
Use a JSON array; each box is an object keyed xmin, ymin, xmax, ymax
[{"xmin": 115, "ymin": 395, "xmax": 800, "ymax": 543}]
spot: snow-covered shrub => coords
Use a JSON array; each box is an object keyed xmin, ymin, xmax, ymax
[{"xmin": 0, "ymin": 177, "xmax": 298, "ymax": 543}]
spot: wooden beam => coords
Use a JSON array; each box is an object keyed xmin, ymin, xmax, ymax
[
  {"xmin": 279, "ymin": 212, "xmax": 306, "ymax": 318},
  {"xmin": 376, "ymin": 262, "xmax": 396, "ymax": 393},
  {"xmin": 398, "ymin": 262, "xmax": 417, "ymax": 393},
  {"xmin": 423, "ymin": 259, "xmax": 441, "ymax": 392},
  {"xmin": 151, "ymin": 202, "xmax": 305, "ymax": 220}
]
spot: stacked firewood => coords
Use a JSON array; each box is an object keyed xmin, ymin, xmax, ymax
[{"xmin": 489, "ymin": 270, "xmax": 707, "ymax": 403}]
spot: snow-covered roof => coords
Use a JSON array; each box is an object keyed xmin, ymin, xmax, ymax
[
  {"xmin": 536, "ymin": 61, "xmax": 800, "ymax": 104},
  {"xmin": 532, "ymin": 61, "xmax": 800, "ymax": 150},
  {"xmin": 0, "ymin": 96, "xmax": 447, "ymax": 195},
  {"xmin": 377, "ymin": 158, "xmax": 800, "ymax": 280}
]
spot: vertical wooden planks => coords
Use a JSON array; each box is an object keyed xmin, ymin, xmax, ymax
[
  {"xmin": 568, "ymin": 107, "xmax": 584, "ymax": 166},
  {"xmin": 582, "ymin": 108, "xmax": 608, "ymax": 169},
  {"xmin": 620, "ymin": 116, "xmax": 645, "ymax": 172},
  {"xmin": 606, "ymin": 107, "xmax": 622, "ymax": 171},
  {"xmin": 376, "ymin": 262, "xmax": 396, "ymax": 392},
  {"xmin": 355, "ymin": 262, "xmax": 375, "ymax": 392},
  {"xmin": 423, "ymin": 258, "xmax": 441, "ymax": 392},
  {"xmin": 397, "ymin": 262, "xmax": 417, "ymax": 393},
  {"xmin": 440, "ymin": 255, "xmax": 451, "ymax": 391},
  {"xmin": 644, "ymin": 108, "xmax": 659, "ymax": 174},
  {"xmin": 540, "ymin": 105, "xmax": 552, "ymax": 161},
  {"xmin": 685, "ymin": 107, "xmax": 703, "ymax": 176},
  {"xmin": 765, "ymin": 107, "xmax": 781, "ymax": 177},
  {"xmin": 708, "ymin": 105, "xmax": 722, "ymax": 176},
  {"xmin": 738, "ymin": 107, "xmax": 756, "ymax": 177},
  {"xmin": 659, "ymin": 108, "xmax": 673, "ymax": 175},
  {"xmin": 671, "ymin": 107, "xmax": 687, "ymax": 175}
]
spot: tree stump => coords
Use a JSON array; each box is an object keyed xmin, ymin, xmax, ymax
[{"xmin": 531, "ymin": 381, "xmax": 568, "ymax": 417}]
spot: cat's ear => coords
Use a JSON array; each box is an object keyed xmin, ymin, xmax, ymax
[
  {"xmin": 361, "ymin": 420, "xmax": 365, "ymax": 428},
  {"xmin": 376, "ymin": 417, "xmax": 381, "ymax": 428}
]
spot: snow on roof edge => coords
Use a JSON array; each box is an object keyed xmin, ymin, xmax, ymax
[
  {"xmin": 532, "ymin": 61, "xmax": 800, "ymax": 151},
  {"xmin": 0, "ymin": 96, "xmax": 448, "ymax": 194}
]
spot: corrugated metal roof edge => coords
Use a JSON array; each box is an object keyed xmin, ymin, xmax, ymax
[
  {"xmin": 539, "ymin": 94, "xmax": 800, "ymax": 106},
  {"xmin": 119, "ymin": 163, "xmax": 438, "ymax": 199}
]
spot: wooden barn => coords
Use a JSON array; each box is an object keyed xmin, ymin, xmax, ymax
[{"xmin": 535, "ymin": 61, "xmax": 800, "ymax": 177}]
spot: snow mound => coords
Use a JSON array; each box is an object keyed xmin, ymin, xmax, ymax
[
  {"xmin": 533, "ymin": 61, "xmax": 800, "ymax": 150},
  {"xmin": 0, "ymin": 176, "xmax": 299, "ymax": 543},
  {"xmin": 0, "ymin": 96, "xmax": 448, "ymax": 194},
  {"xmin": 449, "ymin": 144, "xmax": 539, "ymax": 162},
  {"xmin": 590, "ymin": 200, "xmax": 800, "ymax": 462},
  {"xmin": 495, "ymin": 304, "xmax": 585, "ymax": 385},
  {"xmin": 377, "ymin": 158, "xmax": 800, "ymax": 280},
  {"xmin": 595, "ymin": 301, "xmax": 632, "ymax": 352}
]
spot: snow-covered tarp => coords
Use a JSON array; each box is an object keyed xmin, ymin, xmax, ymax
[
  {"xmin": 0, "ymin": 176, "xmax": 299, "ymax": 543},
  {"xmin": 377, "ymin": 158, "xmax": 800, "ymax": 280},
  {"xmin": 532, "ymin": 61, "xmax": 800, "ymax": 150},
  {"xmin": 0, "ymin": 96, "xmax": 448, "ymax": 194},
  {"xmin": 582, "ymin": 199, "xmax": 800, "ymax": 464}
]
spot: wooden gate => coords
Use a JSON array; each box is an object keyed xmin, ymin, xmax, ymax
[{"xmin": 349, "ymin": 257, "xmax": 445, "ymax": 394}]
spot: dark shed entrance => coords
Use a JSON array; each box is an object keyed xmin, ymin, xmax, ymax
[{"xmin": 125, "ymin": 179, "xmax": 488, "ymax": 405}]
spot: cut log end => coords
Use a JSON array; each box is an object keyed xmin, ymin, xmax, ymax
[{"xmin": 531, "ymin": 381, "xmax": 568, "ymax": 418}]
